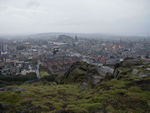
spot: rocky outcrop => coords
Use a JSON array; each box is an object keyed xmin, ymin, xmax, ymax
[
  {"xmin": 62, "ymin": 58, "xmax": 150, "ymax": 89},
  {"xmin": 63, "ymin": 62, "xmax": 114, "ymax": 87},
  {"xmin": 97, "ymin": 66, "xmax": 114, "ymax": 77},
  {"xmin": 132, "ymin": 69, "xmax": 139, "ymax": 75},
  {"xmin": 138, "ymin": 72, "xmax": 149, "ymax": 78},
  {"xmin": 121, "ymin": 59, "xmax": 141, "ymax": 67},
  {"xmin": 112, "ymin": 59, "xmax": 150, "ymax": 80}
]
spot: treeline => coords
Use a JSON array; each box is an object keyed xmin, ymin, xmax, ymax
[
  {"xmin": 40, "ymin": 74, "xmax": 57, "ymax": 82},
  {"xmin": 0, "ymin": 72, "xmax": 37, "ymax": 82}
]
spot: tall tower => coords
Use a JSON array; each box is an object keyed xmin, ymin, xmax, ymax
[
  {"xmin": 75, "ymin": 35, "xmax": 78, "ymax": 41},
  {"xmin": 0, "ymin": 42, "xmax": 8, "ymax": 54}
]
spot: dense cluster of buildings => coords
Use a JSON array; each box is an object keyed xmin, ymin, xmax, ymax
[{"xmin": 0, "ymin": 35, "xmax": 150, "ymax": 75}]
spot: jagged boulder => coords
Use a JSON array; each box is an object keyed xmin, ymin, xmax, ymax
[
  {"xmin": 121, "ymin": 59, "xmax": 141, "ymax": 67},
  {"xmin": 90, "ymin": 76, "xmax": 103, "ymax": 85},
  {"xmin": 63, "ymin": 62, "xmax": 114, "ymax": 87},
  {"xmin": 80, "ymin": 82, "xmax": 88, "ymax": 90},
  {"xmin": 146, "ymin": 68, "xmax": 150, "ymax": 71},
  {"xmin": 97, "ymin": 66, "xmax": 114, "ymax": 77},
  {"xmin": 138, "ymin": 72, "xmax": 149, "ymax": 78},
  {"xmin": 132, "ymin": 69, "xmax": 139, "ymax": 75}
]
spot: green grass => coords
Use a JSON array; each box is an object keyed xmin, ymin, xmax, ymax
[
  {"xmin": 40, "ymin": 71, "xmax": 49, "ymax": 78},
  {"xmin": 99, "ymin": 79, "xmax": 131, "ymax": 90},
  {"xmin": 0, "ymin": 76, "xmax": 150, "ymax": 113}
]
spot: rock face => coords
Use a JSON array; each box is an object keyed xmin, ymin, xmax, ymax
[
  {"xmin": 138, "ymin": 72, "xmax": 149, "ymax": 78},
  {"xmin": 91, "ymin": 76, "xmax": 103, "ymax": 85},
  {"xmin": 98, "ymin": 66, "xmax": 114, "ymax": 77},
  {"xmin": 63, "ymin": 59, "xmax": 150, "ymax": 88},
  {"xmin": 80, "ymin": 82, "xmax": 88, "ymax": 90},
  {"xmin": 132, "ymin": 69, "xmax": 139, "ymax": 75},
  {"xmin": 63, "ymin": 62, "xmax": 114, "ymax": 86},
  {"xmin": 146, "ymin": 68, "xmax": 150, "ymax": 71},
  {"xmin": 121, "ymin": 59, "xmax": 140, "ymax": 67},
  {"xmin": 0, "ymin": 103, "xmax": 10, "ymax": 112}
]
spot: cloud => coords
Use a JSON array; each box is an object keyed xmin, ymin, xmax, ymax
[
  {"xmin": 0, "ymin": 0, "xmax": 149, "ymax": 35},
  {"xmin": 26, "ymin": 0, "xmax": 40, "ymax": 8}
]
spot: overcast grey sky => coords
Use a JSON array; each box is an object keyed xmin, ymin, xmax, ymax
[{"xmin": 0, "ymin": 0, "xmax": 149, "ymax": 36}]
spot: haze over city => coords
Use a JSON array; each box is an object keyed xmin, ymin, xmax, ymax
[
  {"xmin": 0, "ymin": 1, "xmax": 150, "ymax": 113},
  {"xmin": 0, "ymin": 0, "xmax": 150, "ymax": 36}
]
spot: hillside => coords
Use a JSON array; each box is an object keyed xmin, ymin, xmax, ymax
[{"xmin": 0, "ymin": 59, "xmax": 150, "ymax": 113}]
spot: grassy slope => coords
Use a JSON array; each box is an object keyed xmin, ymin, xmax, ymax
[
  {"xmin": 0, "ymin": 76, "xmax": 150, "ymax": 113},
  {"xmin": 0, "ymin": 62, "xmax": 150, "ymax": 113}
]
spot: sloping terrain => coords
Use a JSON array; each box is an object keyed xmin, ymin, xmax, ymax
[{"xmin": 0, "ymin": 59, "xmax": 150, "ymax": 113}]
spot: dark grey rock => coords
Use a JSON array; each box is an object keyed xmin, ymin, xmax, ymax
[
  {"xmin": 137, "ymin": 65, "xmax": 144, "ymax": 68},
  {"xmin": 0, "ymin": 103, "xmax": 10, "ymax": 112},
  {"xmin": 132, "ymin": 69, "xmax": 139, "ymax": 75},
  {"xmin": 0, "ymin": 88, "xmax": 5, "ymax": 91},
  {"xmin": 98, "ymin": 66, "xmax": 114, "ymax": 77},
  {"xmin": 80, "ymin": 82, "xmax": 88, "ymax": 90},
  {"xmin": 146, "ymin": 68, "xmax": 150, "ymax": 71},
  {"xmin": 138, "ymin": 72, "xmax": 149, "ymax": 78},
  {"xmin": 122, "ymin": 59, "xmax": 140, "ymax": 67},
  {"xmin": 133, "ymin": 79, "xmax": 141, "ymax": 82},
  {"xmin": 91, "ymin": 76, "xmax": 103, "ymax": 85}
]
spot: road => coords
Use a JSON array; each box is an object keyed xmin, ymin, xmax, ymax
[{"xmin": 36, "ymin": 60, "xmax": 41, "ymax": 79}]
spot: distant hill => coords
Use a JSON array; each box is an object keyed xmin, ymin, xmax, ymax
[
  {"xmin": 0, "ymin": 32, "xmax": 149, "ymax": 40},
  {"xmin": 55, "ymin": 35, "xmax": 75, "ymax": 43}
]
